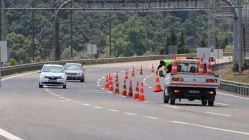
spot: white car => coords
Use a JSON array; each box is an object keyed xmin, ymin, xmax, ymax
[{"xmin": 39, "ymin": 64, "xmax": 67, "ymax": 88}]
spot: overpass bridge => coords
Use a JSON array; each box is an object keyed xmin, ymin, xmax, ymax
[{"xmin": 0, "ymin": 0, "xmax": 248, "ymax": 72}]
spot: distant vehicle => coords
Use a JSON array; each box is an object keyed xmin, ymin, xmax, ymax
[
  {"xmin": 39, "ymin": 64, "xmax": 67, "ymax": 89},
  {"xmin": 159, "ymin": 58, "xmax": 219, "ymax": 106},
  {"xmin": 64, "ymin": 63, "xmax": 85, "ymax": 82}
]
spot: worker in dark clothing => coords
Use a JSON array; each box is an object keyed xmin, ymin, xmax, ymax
[{"xmin": 157, "ymin": 59, "xmax": 172, "ymax": 73}]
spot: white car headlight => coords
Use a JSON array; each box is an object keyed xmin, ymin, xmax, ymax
[{"xmin": 40, "ymin": 75, "xmax": 46, "ymax": 78}]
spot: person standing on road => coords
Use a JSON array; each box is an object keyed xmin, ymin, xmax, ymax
[{"xmin": 157, "ymin": 59, "xmax": 172, "ymax": 73}]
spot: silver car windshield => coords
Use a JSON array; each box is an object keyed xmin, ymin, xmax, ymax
[
  {"xmin": 64, "ymin": 64, "xmax": 82, "ymax": 70},
  {"xmin": 42, "ymin": 66, "xmax": 64, "ymax": 73}
]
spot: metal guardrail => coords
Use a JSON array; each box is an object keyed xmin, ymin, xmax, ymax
[{"xmin": 219, "ymin": 80, "xmax": 249, "ymax": 96}]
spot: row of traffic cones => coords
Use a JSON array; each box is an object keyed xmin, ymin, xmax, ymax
[{"xmin": 104, "ymin": 73, "xmax": 145, "ymax": 101}]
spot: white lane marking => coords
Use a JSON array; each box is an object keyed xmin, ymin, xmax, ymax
[
  {"xmin": 163, "ymin": 105, "xmax": 181, "ymax": 109},
  {"xmin": 215, "ymin": 102, "xmax": 229, "ymax": 106},
  {"xmin": 101, "ymin": 77, "xmax": 105, "ymax": 79},
  {"xmin": 149, "ymin": 86, "xmax": 153, "ymax": 89},
  {"xmin": 101, "ymin": 88, "xmax": 105, "ymax": 90},
  {"xmin": 59, "ymin": 97, "xmax": 65, "ymax": 99},
  {"xmin": 205, "ymin": 112, "xmax": 230, "ymax": 117},
  {"xmin": 171, "ymin": 121, "xmax": 249, "ymax": 136},
  {"xmin": 146, "ymin": 76, "xmax": 150, "ymax": 78},
  {"xmin": 0, "ymin": 128, "xmax": 23, "ymax": 140},
  {"xmin": 81, "ymin": 103, "xmax": 91, "ymax": 106},
  {"xmin": 1, "ymin": 72, "xmax": 35, "ymax": 81},
  {"xmin": 123, "ymin": 112, "xmax": 137, "ymax": 116},
  {"xmin": 144, "ymin": 101, "xmax": 150, "ymax": 103},
  {"xmin": 93, "ymin": 106, "xmax": 103, "ymax": 109},
  {"xmin": 217, "ymin": 92, "xmax": 249, "ymax": 100},
  {"xmin": 65, "ymin": 99, "xmax": 72, "ymax": 101},
  {"xmin": 108, "ymin": 109, "xmax": 119, "ymax": 112},
  {"xmin": 97, "ymin": 85, "xmax": 100, "ymax": 87},
  {"xmin": 98, "ymin": 79, "xmax": 102, "ymax": 81},
  {"xmin": 143, "ymin": 78, "xmax": 147, "ymax": 81},
  {"xmin": 144, "ymin": 83, "xmax": 148, "ymax": 86},
  {"xmin": 97, "ymin": 82, "xmax": 100, "ymax": 84},
  {"xmin": 144, "ymin": 116, "xmax": 160, "ymax": 120}
]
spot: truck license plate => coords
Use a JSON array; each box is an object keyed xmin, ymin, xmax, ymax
[{"xmin": 188, "ymin": 90, "xmax": 200, "ymax": 94}]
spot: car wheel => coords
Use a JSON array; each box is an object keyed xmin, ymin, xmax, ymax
[
  {"xmin": 163, "ymin": 90, "xmax": 169, "ymax": 104},
  {"xmin": 169, "ymin": 95, "xmax": 175, "ymax": 105},
  {"xmin": 208, "ymin": 100, "xmax": 214, "ymax": 106},
  {"xmin": 63, "ymin": 85, "xmax": 67, "ymax": 89},
  {"xmin": 39, "ymin": 84, "xmax": 43, "ymax": 88},
  {"xmin": 201, "ymin": 99, "xmax": 207, "ymax": 106},
  {"xmin": 80, "ymin": 78, "xmax": 85, "ymax": 82}
]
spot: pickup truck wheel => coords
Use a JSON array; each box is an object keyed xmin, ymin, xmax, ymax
[
  {"xmin": 208, "ymin": 100, "xmax": 214, "ymax": 106},
  {"xmin": 39, "ymin": 84, "xmax": 43, "ymax": 88},
  {"xmin": 63, "ymin": 85, "xmax": 67, "ymax": 89},
  {"xmin": 164, "ymin": 95, "xmax": 169, "ymax": 104},
  {"xmin": 169, "ymin": 95, "xmax": 175, "ymax": 105},
  {"xmin": 201, "ymin": 99, "xmax": 207, "ymax": 106},
  {"xmin": 170, "ymin": 98, "xmax": 175, "ymax": 105}
]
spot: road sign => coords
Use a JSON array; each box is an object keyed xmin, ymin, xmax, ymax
[
  {"xmin": 213, "ymin": 49, "xmax": 223, "ymax": 59},
  {"xmin": 197, "ymin": 48, "xmax": 211, "ymax": 63},
  {"xmin": 0, "ymin": 41, "xmax": 8, "ymax": 63},
  {"xmin": 87, "ymin": 44, "xmax": 97, "ymax": 55}
]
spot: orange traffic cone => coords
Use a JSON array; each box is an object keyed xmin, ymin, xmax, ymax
[
  {"xmin": 140, "ymin": 66, "xmax": 143, "ymax": 75},
  {"xmin": 134, "ymin": 81, "xmax": 140, "ymax": 99},
  {"xmin": 172, "ymin": 55, "xmax": 177, "ymax": 74},
  {"xmin": 152, "ymin": 64, "xmax": 155, "ymax": 74},
  {"xmin": 108, "ymin": 75, "xmax": 113, "ymax": 92},
  {"xmin": 153, "ymin": 72, "xmax": 163, "ymax": 92},
  {"xmin": 114, "ymin": 80, "xmax": 120, "ymax": 94},
  {"xmin": 207, "ymin": 58, "xmax": 213, "ymax": 75},
  {"xmin": 122, "ymin": 79, "xmax": 127, "ymax": 96},
  {"xmin": 198, "ymin": 57, "xmax": 204, "ymax": 74},
  {"xmin": 138, "ymin": 82, "xmax": 145, "ymax": 101},
  {"xmin": 115, "ymin": 72, "xmax": 119, "ymax": 83},
  {"xmin": 104, "ymin": 74, "xmax": 109, "ymax": 89},
  {"xmin": 128, "ymin": 80, "xmax": 133, "ymax": 97},
  {"xmin": 125, "ymin": 70, "xmax": 129, "ymax": 80},
  {"xmin": 131, "ymin": 67, "xmax": 135, "ymax": 77}
]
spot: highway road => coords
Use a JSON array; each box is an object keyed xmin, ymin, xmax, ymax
[{"xmin": 0, "ymin": 60, "xmax": 249, "ymax": 140}]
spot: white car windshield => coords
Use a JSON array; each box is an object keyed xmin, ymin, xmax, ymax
[
  {"xmin": 42, "ymin": 65, "xmax": 64, "ymax": 73},
  {"xmin": 64, "ymin": 64, "xmax": 82, "ymax": 70}
]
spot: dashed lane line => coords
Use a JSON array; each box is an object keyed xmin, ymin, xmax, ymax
[
  {"xmin": 171, "ymin": 121, "xmax": 249, "ymax": 136},
  {"xmin": 0, "ymin": 128, "xmax": 23, "ymax": 140},
  {"xmin": 93, "ymin": 106, "xmax": 104, "ymax": 109},
  {"xmin": 215, "ymin": 102, "xmax": 229, "ymax": 106},
  {"xmin": 163, "ymin": 105, "xmax": 181, "ymax": 109},
  {"xmin": 144, "ymin": 116, "xmax": 160, "ymax": 120},
  {"xmin": 108, "ymin": 109, "xmax": 119, "ymax": 112},
  {"xmin": 123, "ymin": 112, "xmax": 137, "ymax": 116},
  {"xmin": 205, "ymin": 112, "xmax": 230, "ymax": 117}
]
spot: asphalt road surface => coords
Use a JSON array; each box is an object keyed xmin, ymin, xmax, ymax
[{"xmin": 0, "ymin": 60, "xmax": 249, "ymax": 140}]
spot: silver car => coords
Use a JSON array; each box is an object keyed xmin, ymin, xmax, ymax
[{"xmin": 64, "ymin": 63, "xmax": 85, "ymax": 82}]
